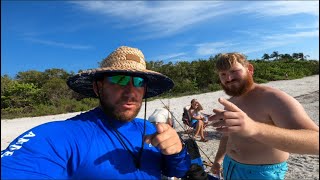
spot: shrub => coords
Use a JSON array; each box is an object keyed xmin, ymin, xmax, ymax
[{"xmin": 208, "ymin": 83, "xmax": 222, "ymax": 91}]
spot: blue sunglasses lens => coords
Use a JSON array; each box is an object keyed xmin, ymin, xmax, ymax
[
  {"xmin": 108, "ymin": 75, "xmax": 145, "ymax": 87},
  {"xmin": 133, "ymin": 77, "xmax": 145, "ymax": 87},
  {"xmin": 108, "ymin": 75, "xmax": 130, "ymax": 86}
]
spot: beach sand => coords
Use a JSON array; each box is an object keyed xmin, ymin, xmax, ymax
[{"xmin": 1, "ymin": 75, "xmax": 319, "ymax": 179}]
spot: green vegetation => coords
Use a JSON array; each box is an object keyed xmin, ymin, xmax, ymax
[{"xmin": 1, "ymin": 52, "xmax": 319, "ymax": 119}]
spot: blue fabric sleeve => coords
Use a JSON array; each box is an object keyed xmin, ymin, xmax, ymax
[
  {"xmin": 1, "ymin": 121, "xmax": 89, "ymax": 179},
  {"xmin": 162, "ymin": 145, "xmax": 191, "ymax": 178}
]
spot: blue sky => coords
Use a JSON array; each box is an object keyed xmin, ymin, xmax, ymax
[{"xmin": 2, "ymin": 1, "xmax": 319, "ymax": 78}]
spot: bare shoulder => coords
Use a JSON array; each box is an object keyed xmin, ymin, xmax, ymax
[
  {"xmin": 255, "ymin": 84, "xmax": 293, "ymax": 102},
  {"xmin": 255, "ymin": 84, "xmax": 303, "ymax": 114},
  {"xmin": 256, "ymin": 85, "xmax": 318, "ymax": 130}
]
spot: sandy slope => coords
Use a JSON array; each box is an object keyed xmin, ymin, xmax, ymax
[{"xmin": 1, "ymin": 75, "xmax": 319, "ymax": 179}]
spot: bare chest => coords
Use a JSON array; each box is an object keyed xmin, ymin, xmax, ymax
[{"xmin": 233, "ymin": 101, "xmax": 273, "ymax": 125}]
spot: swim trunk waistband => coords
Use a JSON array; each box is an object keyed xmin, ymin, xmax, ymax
[
  {"xmin": 222, "ymin": 154, "xmax": 288, "ymax": 180},
  {"xmin": 224, "ymin": 154, "xmax": 287, "ymax": 170}
]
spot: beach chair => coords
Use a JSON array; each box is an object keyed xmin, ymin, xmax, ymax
[{"xmin": 182, "ymin": 105, "xmax": 194, "ymax": 134}]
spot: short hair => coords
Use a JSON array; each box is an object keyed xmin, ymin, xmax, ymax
[{"xmin": 215, "ymin": 53, "xmax": 249, "ymax": 71}]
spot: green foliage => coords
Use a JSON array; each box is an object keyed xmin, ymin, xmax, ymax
[
  {"xmin": 1, "ymin": 75, "xmax": 14, "ymax": 96},
  {"xmin": 208, "ymin": 83, "xmax": 222, "ymax": 91},
  {"xmin": 253, "ymin": 77, "xmax": 268, "ymax": 84},
  {"xmin": 15, "ymin": 69, "xmax": 72, "ymax": 89},
  {"xmin": 173, "ymin": 79, "xmax": 199, "ymax": 94},
  {"xmin": 42, "ymin": 78, "xmax": 73, "ymax": 104},
  {"xmin": 44, "ymin": 68, "xmax": 70, "ymax": 80},
  {"xmin": 15, "ymin": 70, "xmax": 46, "ymax": 88},
  {"xmin": 1, "ymin": 98, "xmax": 99, "ymax": 119},
  {"xmin": 1, "ymin": 108, "xmax": 26, "ymax": 119},
  {"xmin": 1, "ymin": 81, "xmax": 42, "ymax": 108},
  {"xmin": 53, "ymin": 98, "xmax": 98, "ymax": 113}
]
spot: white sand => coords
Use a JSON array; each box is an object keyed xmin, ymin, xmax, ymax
[{"xmin": 1, "ymin": 75, "xmax": 319, "ymax": 179}]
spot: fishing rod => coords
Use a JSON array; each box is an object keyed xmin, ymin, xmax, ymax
[{"xmin": 159, "ymin": 99, "xmax": 214, "ymax": 166}]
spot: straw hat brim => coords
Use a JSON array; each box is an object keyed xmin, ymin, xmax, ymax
[{"xmin": 67, "ymin": 68, "xmax": 174, "ymax": 98}]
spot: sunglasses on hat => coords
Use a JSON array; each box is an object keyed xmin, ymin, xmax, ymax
[{"xmin": 107, "ymin": 75, "xmax": 145, "ymax": 87}]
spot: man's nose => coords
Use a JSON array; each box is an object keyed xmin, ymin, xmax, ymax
[
  {"xmin": 123, "ymin": 77, "xmax": 135, "ymax": 90},
  {"xmin": 225, "ymin": 73, "xmax": 233, "ymax": 81}
]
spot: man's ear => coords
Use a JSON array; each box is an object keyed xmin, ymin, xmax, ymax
[
  {"xmin": 93, "ymin": 81, "xmax": 100, "ymax": 96},
  {"xmin": 247, "ymin": 64, "xmax": 254, "ymax": 76}
]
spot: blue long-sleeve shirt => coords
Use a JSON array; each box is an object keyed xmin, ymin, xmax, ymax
[{"xmin": 1, "ymin": 108, "xmax": 190, "ymax": 179}]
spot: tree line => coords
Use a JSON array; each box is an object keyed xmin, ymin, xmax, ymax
[
  {"xmin": 1, "ymin": 53, "xmax": 319, "ymax": 119},
  {"xmin": 261, "ymin": 51, "xmax": 309, "ymax": 61}
]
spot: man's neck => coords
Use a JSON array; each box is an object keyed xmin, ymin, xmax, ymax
[{"xmin": 233, "ymin": 83, "xmax": 257, "ymax": 98}]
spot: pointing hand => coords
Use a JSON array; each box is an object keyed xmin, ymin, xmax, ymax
[
  {"xmin": 144, "ymin": 123, "xmax": 183, "ymax": 155},
  {"xmin": 211, "ymin": 98, "xmax": 257, "ymax": 137}
]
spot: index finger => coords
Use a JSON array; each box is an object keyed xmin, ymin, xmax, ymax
[
  {"xmin": 213, "ymin": 108, "xmax": 225, "ymax": 114},
  {"xmin": 155, "ymin": 123, "xmax": 170, "ymax": 134},
  {"xmin": 218, "ymin": 98, "xmax": 241, "ymax": 112}
]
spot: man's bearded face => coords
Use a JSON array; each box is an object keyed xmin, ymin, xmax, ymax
[{"xmin": 221, "ymin": 71, "xmax": 254, "ymax": 97}]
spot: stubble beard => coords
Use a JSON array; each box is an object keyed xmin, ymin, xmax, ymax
[
  {"xmin": 100, "ymin": 94, "xmax": 142, "ymax": 122},
  {"xmin": 221, "ymin": 73, "xmax": 254, "ymax": 97}
]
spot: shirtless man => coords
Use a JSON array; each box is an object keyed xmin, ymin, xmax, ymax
[{"xmin": 210, "ymin": 53, "xmax": 319, "ymax": 180}]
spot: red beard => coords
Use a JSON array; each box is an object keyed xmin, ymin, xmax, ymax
[
  {"xmin": 100, "ymin": 94, "xmax": 142, "ymax": 122},
  {"xmin": 221, "ymin": 73, "xmax": 254, "ymax": 97}
]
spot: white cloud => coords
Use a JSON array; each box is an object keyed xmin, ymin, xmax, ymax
[
  {"xmin": 71, "ymin": 1, "xmax": 319, "ymax": 39},
  {"xmin": 25, "ymin": 38, "xmax": 93, "ymax": 50},
  {"xmin": 242, "ymin": 1, "xmax": 319, "ymax": 17},
  {"xmin": 71, "ymin": 1, "xmax": 230, "ymax": 38},
  {"xmin": 289, "ymin": 21, "xmax": 319, "ymax": 30},
  {"xmin": 195, "ymin": 41, "xmax": 240, "ymax": 56},
  {"xmin": 195, "ymin": 28, "xmax": 318, "ymax": 57},
  {"xmin": 240, "ymin": 40, "xmax": 292, "ymax": 55},
  {"xmin": 221, "ymin": 20, "xmax": 319, "ymax": 55},
  {"xmin": 152, "ymin": 52, "xmax": 187, "ymax": 61},
  {"xmin": 263, "ymin": 30, "xmax": 319, "ymax": 40},
  {"xmin": 70, "ymin": 1, "xmax": 319, "ymax": 59}
]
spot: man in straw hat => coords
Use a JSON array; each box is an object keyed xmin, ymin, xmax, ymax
[
  {"xmin": 209, "ymin": 52, "xmax": 319, "ymax": 180},
  {"xmin": 1, "ymin": 46, "xmax": 191, "ymax": 179}
]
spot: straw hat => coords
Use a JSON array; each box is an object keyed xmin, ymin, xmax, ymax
[{"xmin": 67, "ymin": 46, "xmax": 174, "ymax": 98}]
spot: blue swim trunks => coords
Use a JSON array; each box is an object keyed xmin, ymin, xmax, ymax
[
  {"xmin": 191, "ymin": 119, "xmax": 198, "ymax": 128},
  {"xmin": 222, "ymin": 154, "xmax": 288, "ymax": 180}
]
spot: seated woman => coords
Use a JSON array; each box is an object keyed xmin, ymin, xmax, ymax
[{"xmin": 188, "ymin": 99, "xmax": 208, "ymax": 142}]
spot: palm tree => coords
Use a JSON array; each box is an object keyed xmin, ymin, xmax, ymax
[
  {"xmin": 298, "ymin": 53, "xmax": 304, "ymax": 60},
  {"xmin": 270, "ymin": 51, "xmax": 279, "ymax": 60},
  {"xmin": 280, "ymin": 54, "xmax": 292, "ymax": 61},
  {"xmin": 262, "ymin": 53, "xmax": 270, "ymax": 61},
  {"xmin": 292, "ymin": 53, "xmax": 299, "ymax": 60}
]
